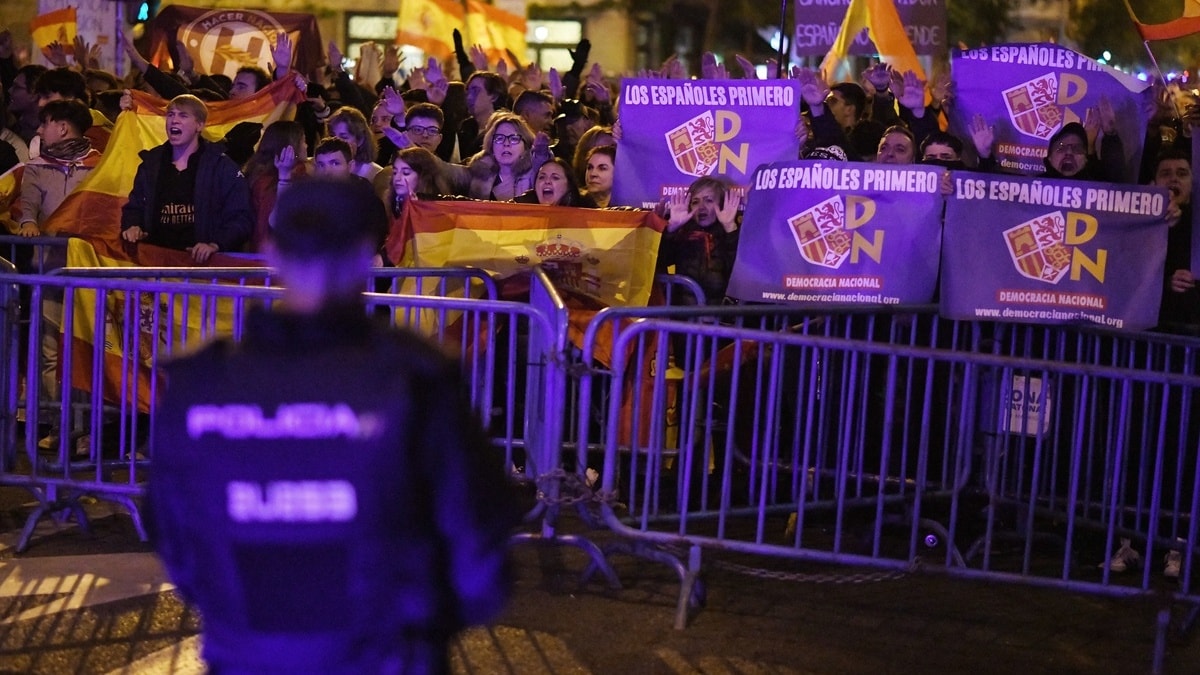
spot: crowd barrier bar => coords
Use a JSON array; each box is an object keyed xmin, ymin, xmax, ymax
[
  {"xmin": 578, "ymin": 310, "xmax": 1200, "ymax": 673},
  {"xmin": 0, "ymin": 265, "xmax": 570, "ymax": 556},
  {"xmin": 0, "ymin": 235, "xmax": 70, "ymax": 276}
]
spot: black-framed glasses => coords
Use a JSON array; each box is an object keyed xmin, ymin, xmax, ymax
[
  {"xmin": 408, "ymin": 125, "xmax": 442, "ymax": 137},
  {"xmin": 1050, "ymin": 141, "xmax": 1085, "ymax": 155},
  {"xmin": 493, "ymin": 134, "xmax": 525, "ymax": 146}
]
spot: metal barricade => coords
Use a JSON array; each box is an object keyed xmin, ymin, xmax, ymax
[
  {"xmin": 580, "ymin": 309, "xmax": 1200, "ymax": 673},
  {"xmin": 0, "ymin": 266, "xmax": 566, "ymax": 554},
  {"xmin": 0, "ymin": 235, "xmax": 70, "ymax": 275}
]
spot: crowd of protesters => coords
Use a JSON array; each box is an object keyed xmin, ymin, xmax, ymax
[{"xmin": 0, "ymin": 23, "xmax": 1196, "ymax": 331}]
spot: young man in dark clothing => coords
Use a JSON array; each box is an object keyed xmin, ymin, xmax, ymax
[
  {"xmin": 120, "ymin": 95, "xmax": 252, "ymax": 260},
  {"xmin": 147, "ymin": 177, "xmax": 516, "ymax": 674}
]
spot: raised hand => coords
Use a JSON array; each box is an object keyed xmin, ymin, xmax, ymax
[
  {"xmin": 1083, "ymin": 105, "xmax": 1101, "ymax": 149},
  {"xmin": 930, "ymin": 71, "xmax": 953, "ymax": 109},
  {"xmin": 862, "ymin": 62, "xmax": 892, "ymax": 95},
  {"xmin": 664, "ymin": 56, "xmax": 686, "ymax": 79},
  {"xmin": 583, "ymin": 65, "xmax": 610, "ymax": 104},
  {"xmin": 382, "ymin": 44, "xmax": 401, "ymax": 77},
  {"xmin": 666, "ymin": 191, "xmax": 698, "ymax": 231},
  {"xmin": 328, "ymin": 41, "xmax": 344, "ymax": 73},
  {"xmin": 72, "ymin": 35, "xmax": 90, "ymax": 67},
  {"xmin": 381, "ymin": 85, "xmax": 406, "ymax": 117},
  {"xmin": 175, "ymin": 39, "xmax": 195, "ymax": 77},
  {"xmin": 701, "ymin": 52, "xmax": 721, "ymax": 79},
  {"xmin": 735, "ymin": 54, "xmax": 758, "ymax": 79},
  {"xmin": 969, "ymin": 114, "xmax": 994, "ymax": 158},
  {"xmin": 1097, "ymin": 94, "xmax": 1117, "ymax": 135},
  {"xmin": 117, "ymin": 28, "xmax": 148, "ymax": 72},
  {"xmin": 495, "ymin": 56, "xmax": 509, "ymax": 79},
  {"xmin": 568, "ymin": 38, "xmax": 591, "ymax": 69},
  {"xmin": 469, "ymin": 44, "xmax": 488, "ymax": 71},
  {"xmin": 274, "ymin": 145, "xmax": 299, "ymax": 179},
  {"xmin": 897, "ymin": 70, "xmax": 926, "ymax": 111},
  {"xmin": 520, "ymin": 61, "xmax": 542, "ymax": 92},
  {"xmin": 271, "ymin": 31, "xmax": 293, "ymax": 78},
  {"xmin": 46, "ymin": 41, "xmax": 68, "ymax": 68},
  {"xmin": 796, "ymin": 68, "xmax": 830, "ymax": 112},
  {"xmin": 424, "ymin": 57, "xmax": 449, "ymax": 105},
  {"xmin": 87, "ymin": 42, "xmax": 102, "ymax": 69},
  {"xmin": 716, "ymin": 191, "xmax": 742, "ymax": 232},
  {"xmin": 408, "ymin": 66, "xmax": 429, "ymax": 91},
  {"xmin": 548, "ymin": 68, "xmax": 563, "ymax": 100}
]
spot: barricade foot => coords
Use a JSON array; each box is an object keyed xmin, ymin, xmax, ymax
[
  {"xmin": 510, "ymin": 531, "xmax": 622, "ymax": 590},
  {"xmin": 14, "ymin": 491, "xmax": 95, "ymax": 553},
  {"xmin": 602, "ymin": 539, "xmax": 705, "ymax": 627}
]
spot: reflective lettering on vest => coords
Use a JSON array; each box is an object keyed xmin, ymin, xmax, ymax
[
  {"xmin": 187, "ymin": 403, "xmax": 384, "ymax": 440},
  {"xmin": 227, "ymin": 480, "xmax": 358, "ymax": 522}
]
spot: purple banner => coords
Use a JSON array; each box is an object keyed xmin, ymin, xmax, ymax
[
  {"xmin": 793, "ymin": 0, "xmax": 947, "ymax": 57},
  {"xmin": 942, "ymin": 172, "xmax": 1170, "ymax": 331},
  {"xmin": 726, "ymin": 161, "xmax": 944, "ymax": 306},
  {"xmin": 949, "ymin": 43, "xmax": 1152, "ymax": 182},
  {"xmin": 612, "ymin": 79, "xmax": 801, "ymax": 209}
]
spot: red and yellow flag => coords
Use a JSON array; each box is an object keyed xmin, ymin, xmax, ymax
[
  {"xmin": 397, "ymin": 0, "xmax": 467, "ymax": 61},
  {"xmin": 0, "ymin": 164, "xmax": 25, "ymax": 232},
  {"xmin": 45, "ymin": 76, "xmax": 305, "ymax": 244},
  {"xmin": 65, "ymin": 238, "xmax": 261, "ymax": 413},
  {"xmin": 1126, "ymin": 0, "xmax": 1200, "ymax": 41},
  {"xmin": 30, "ymin": 7, "xmax": 76, "ymax": 60},
  {"xmin": 47, "ymin": 78, "xmax": 302, "ymax": 412},
  {"xmin": 465, "ymin": 0, "xmax": 527, "ymax": 66},
  {"xmin": 820, "ymin": 0, "xmax": 925, "ymax": 81},
  {"xmin": 395, "ymin": 200, "xmax": 664, "ymax": 308}
]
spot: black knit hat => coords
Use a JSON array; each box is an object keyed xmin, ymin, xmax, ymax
[{"xmin": 1047, "ymin": 122, "xmax": 1087, "ymax": 150}]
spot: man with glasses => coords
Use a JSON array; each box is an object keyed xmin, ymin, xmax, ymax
[
  {"xmin": 401, "ymin": 103, "xmax": 446, "ymax": 157},
  {"xmin": 1039, "ymin": 98, "xmax": 1124, "ymax": 183}
]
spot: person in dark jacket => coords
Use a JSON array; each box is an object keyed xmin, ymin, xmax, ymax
[
  {"xmin": 120, "ymin": 95, "xmax": 252, "ymax": 261},
  {"xmin": 657, "ymin": 175, "xmax": 743, "ymax": 304},
  {"xmin": 1152, "ymin": 148, "xmax": 1199, "ymax": 333},
  {"xmin": 147, "ymin": 177, "xmax": 517, "ymax": 674},
  {"xmin": 1039, "ymin": 118, "xmax": 1124, "ymax": 183}
]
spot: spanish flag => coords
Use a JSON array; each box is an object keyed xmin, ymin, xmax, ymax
[
  {"xmin": 1125, "ymin": 0, "xmax": 1200, "ymax": 41},
  {"xmin": 45, "ymin": 76, "xmax": 305, "ymax": 243},
  {"xmin": 30, "ymin": 7, "xmax": 76, "ymax": 60},
  {"xmin": 820, "ymin": 0, "xmax": 925, "ymax": 81},
  {"xmin": 395, "ymin": 200, "xmax": 664, "ymax": 308},
  {"xmin": 0, "ymin": 164, "xmax": 24, "ymax": 232},
  {"xmin": 65, "ymin": 238, "xmax": 260, "ymax": 413},
  {"xmin": 52, "ymin": 78, "xmax": 303, "ymax": 412},
  {"xmin": 397, "ymin": 0, "xmax": 467, "ymax": 61},
  {"xmin": 465, "ymin": 0, "xmax": 527, "ymax": 67}
]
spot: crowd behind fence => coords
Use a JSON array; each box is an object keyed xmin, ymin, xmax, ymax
[{"xmin": 0, "ymin": 247, "xmax": 1198, "ymax": 673}]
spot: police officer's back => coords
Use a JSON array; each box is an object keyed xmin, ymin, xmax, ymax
[{"xmin": 147, "ymin": 177, "xmax": 516, "ymax": 674}]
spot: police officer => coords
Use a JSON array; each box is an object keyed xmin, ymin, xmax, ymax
[{"xmin": 147, "ymin": 177, "xmax": 516, "ymax": 674}]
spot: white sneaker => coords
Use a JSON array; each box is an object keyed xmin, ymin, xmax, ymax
[
  {"xmin": 1165, "ymin": 549, "xmax": 1183, "ymax": 578},
  {"xmin": 1099, "ymin": 538, "xmax": 1140, "ymax": 572}
]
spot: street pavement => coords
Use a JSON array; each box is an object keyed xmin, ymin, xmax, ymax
[{"xmin": 0, "ymin": 494, "xmax": 1197, "ymax": 674}]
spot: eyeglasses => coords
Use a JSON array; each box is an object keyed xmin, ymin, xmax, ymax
[
  {"xmin": 493, "ymin": 134, "xmax": 525, "ymax": 146},
  {"xmin": 408, "ymin": 125, "xmax": 442, "ymax": 137},
  {"xmin": 1051, "ymin": 141, "xmax": 1085, "ymax": 155}
]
